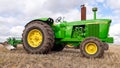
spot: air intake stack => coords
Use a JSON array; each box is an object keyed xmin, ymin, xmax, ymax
[{"xmin": 92, "ymin": 7, "xmax": 97, "ymax": 20}]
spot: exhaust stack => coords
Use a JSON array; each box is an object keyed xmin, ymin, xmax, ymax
[{"xmin": 81, "ymin": 5, "xmax": 86, "ymax": 20}]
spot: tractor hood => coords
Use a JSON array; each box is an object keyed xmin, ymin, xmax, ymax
[
  {"xmin": 58, "ymin": 19, "xmax": 112, "ymax": 39},
  {"xmin": 63, "ymin": 19, "xmax": 111, "ymax": 26}
]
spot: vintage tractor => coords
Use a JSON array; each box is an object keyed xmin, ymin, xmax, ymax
[{"xmin": 22, "ymin": 5, "xmax": 113, "ymax": 58}]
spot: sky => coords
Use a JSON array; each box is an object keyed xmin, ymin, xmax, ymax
[{"xmin": 0, "ymin": 0, "xmax": 120, "ymax": 44}]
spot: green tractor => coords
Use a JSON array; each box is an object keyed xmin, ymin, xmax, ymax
[{"xmin": 22, "ymin": 5, "xmax": 113, "ymax": 58}]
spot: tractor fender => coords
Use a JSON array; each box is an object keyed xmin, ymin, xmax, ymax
[{"xmin": 25, "ymin": 17, "xmax": 54, "ymax": 27}]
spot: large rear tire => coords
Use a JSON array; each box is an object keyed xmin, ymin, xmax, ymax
[
  {"xmin": 80, "ymin": 37, "xmax": 104, "ymax": 58},
  {"xmin": 22, "ymin": 21, "xmax": 54, "ymax": 54}
]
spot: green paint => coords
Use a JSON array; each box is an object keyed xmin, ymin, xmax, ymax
[
  {"xmin": 22, "ymin": 18, "xmax": 113, "ymax": 47},
  {"xmin": 92, "ymin": 7, "xmax": 97, "ymax": 20},
  {"xmin": 7, "ymin": 37, "xmax": 22, "ymax": 47},
  {"xmin": 36, "ymin": 18, "xmax": 49, "ymax": 21},
  {"xmin": 50, "ymin": 19, "xmax": 113, "ymax": 46}
]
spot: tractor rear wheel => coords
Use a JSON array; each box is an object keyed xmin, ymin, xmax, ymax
[
  {"xmin": 80, "ymin": 37, "xmax": 104, "ymax": 58},
  {"xmin": 22, "ymin": 21, "xmax": 54, "ymax": 54},
  {"xmin": 103, "ymin": 42, "xmax": 109, "ymax": 50},
  {"xmin": 52, "ymin": 43, "xmax": 65, "ymax": 51}
]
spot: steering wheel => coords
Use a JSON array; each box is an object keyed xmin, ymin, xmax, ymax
[{"xmin": 55, "ymin": 17, "xmax": 62, "ymax": 23}]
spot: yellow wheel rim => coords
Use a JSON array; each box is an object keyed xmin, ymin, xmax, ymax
[
  {"xmin": 27, "ymin": 29, "xmax": 43, "ymax": 48},
  {"xmin": 85, "ymin": 43, "xmax": 97, "ymax": 55}
]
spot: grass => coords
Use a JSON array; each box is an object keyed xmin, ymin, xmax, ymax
[{"xmin": 0, "ymin": 44, "xmax": 120, "ymax": 68}]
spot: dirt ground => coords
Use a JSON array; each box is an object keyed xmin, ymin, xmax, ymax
[{"xmin": 0, "ymin": 44, "xmax": 120, "ymax": 68}]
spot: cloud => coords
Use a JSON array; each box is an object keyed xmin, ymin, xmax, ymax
[
  {"xmin": 0, "ymin": 0, "xmax": 24, "ymax": 17},
  {"xmin": 44, "ymin": 0, "xmax": 86, "ymax": 13},
  {"xmin": 0, "ymin": 0, "xmax": 119, "ymax": 45},
  {"xmin": 106, "ymin": 0, "xmax": 120, "ymax": 15},
  {"xmin": 106, "ymin": 0, "xmax": 120, "ymax": 9},
  {"xmin": 0, "ymin": 25, "xmax": 10, "ymax": 36},
  {"xmin": 109, "ymin": 23, "xmax": 120, "ymax": 44},
  {"xmin": 0, "ymin": 16, "xmax": 23, "ymax": 26},
  {"xmin": 0, "ymin": 0, "xmax": 84, "ymax": 42},
  {"xmin": 10, "ymin": 26, "xmax": 24, "ymax": 37},
  {"xmin": 96, "ymin": 0, "xmax": 105, "ymax": 3}
]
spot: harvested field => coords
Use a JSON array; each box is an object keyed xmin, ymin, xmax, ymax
[{"xmin": 0, "ymin": 44, "xmax": 120, "ymax": 68}]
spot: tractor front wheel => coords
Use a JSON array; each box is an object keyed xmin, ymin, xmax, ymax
[
  {"xmin": 80, "ymin": 37, "xmax": 104, "ymax": 58},
  {"xmin": 22, "ymin": 21, "xmax": 54, "ymax": 54}
]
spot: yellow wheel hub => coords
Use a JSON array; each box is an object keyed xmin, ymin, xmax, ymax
[
  {"xmin": 85, "ymin": 43, "xmax": 98, "ymax": 54},
  {"xmin": 67, "ymin": 44, "xmax": 74, "ymax": 48},
  {"xmin": 27, "ymin": 29, "xmax": 43, "ymax": 48}
]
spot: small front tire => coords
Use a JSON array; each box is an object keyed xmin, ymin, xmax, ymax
[{"xmin": 80, "ymin": 37, "xmax": 104, "ymax": 58}]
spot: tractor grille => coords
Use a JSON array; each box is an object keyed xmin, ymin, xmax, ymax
[{"xmin": 86, "ymin": 24, "xmax": 99, "ymax": 37}]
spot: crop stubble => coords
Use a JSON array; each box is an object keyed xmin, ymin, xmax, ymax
[{"xmin": 0, "ymin": 44, "xmax": 120, "ymax": 68}]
